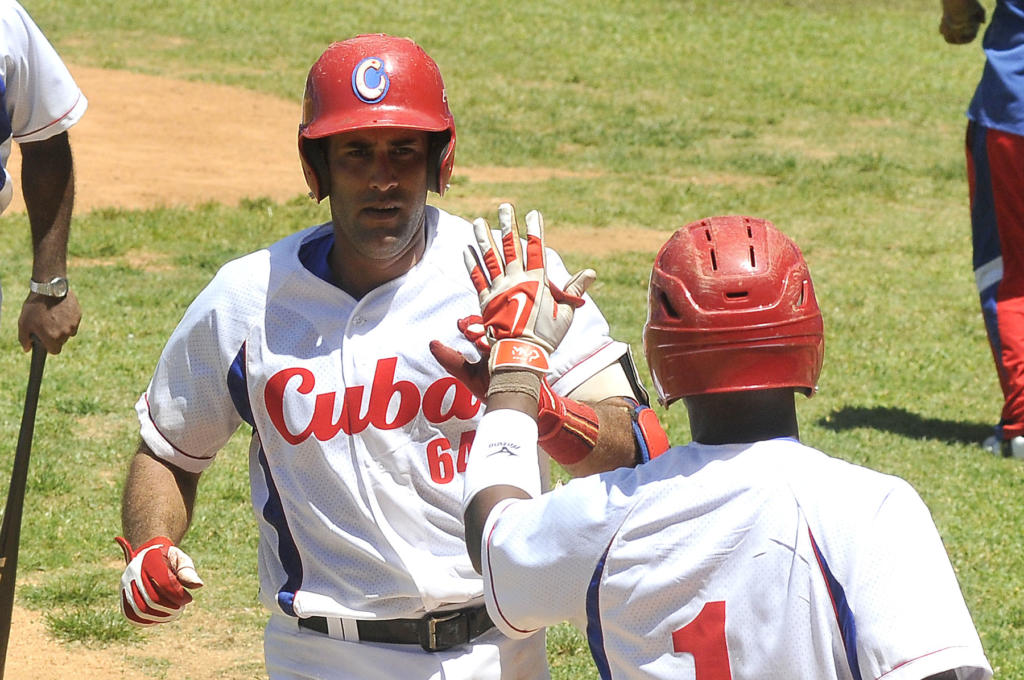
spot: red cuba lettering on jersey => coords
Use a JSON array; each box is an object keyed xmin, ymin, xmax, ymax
[
  {"xmin": 422, "ymin": 376, "xmax": 480, "ymax": 422},
  {"xmin": 264, "ymin": 367, "xmax": 369, "ymax": 443},
  {"xmin": 265, "ymin": 367, "xmax": 316, "ymax": 444},
  {"xmin": 367, "ymin": 357, "xmax": 419, "ymax": 429},
  {"xmin": 263, "ymin": 358, "xmax": 482, "ymax": 443}
]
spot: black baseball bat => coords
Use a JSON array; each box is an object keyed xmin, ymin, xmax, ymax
[{"xmin": 0, "ymin": 340, "xmax": 47, "ymax": 679}]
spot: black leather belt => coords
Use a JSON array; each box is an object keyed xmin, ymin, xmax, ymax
[{"xmin": 297, "ymin": 605, "xmax": 494, "ymax": 652}]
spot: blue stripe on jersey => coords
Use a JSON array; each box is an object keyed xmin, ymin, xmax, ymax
[
  {"xmin": 255, "ymin": 442, "xmax": 304, "ymax": 616},
  {"xmin": 0, "ymin": 75, "xmax": 10, "ymax": 142},
  {"xmin": 969, "ymin": 124, "xmax": 1003, "ymax": 271},
  {"xmin": 298, "ymin": 228, "xmax": 335, "ymax": 284},
  {"xmin": 0, "ymin": 76, "xmax": 11, "ymax": 196},
  {"xmin": 227, "ymin": 343, "xmax": 254, "ymax": 427},
  {"xmin": 586, "ymin": 541, "xmax": 614, "ymax": 680},
  {"xmin": 809, "ymin": 528, "xmax": 862, "ymax": 680}
]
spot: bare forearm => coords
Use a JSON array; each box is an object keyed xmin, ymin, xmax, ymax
[
  {"xmin": 942, "ymin": 0, "xmax": 985, "ymax": 15},
  {"xmin": 121, "ymin": 442, "xmax": 199, "ymax": 545},
  {"xmin": 17, "ymin": 133, "xmax": 81, "ymax": 354},
  {"xmin": 20, "ymin": 133, "xmax": 74, "ymax": 280},
  {"xmin": 547, "ymin": 397, "xmax": 637, "ymax": 478}
]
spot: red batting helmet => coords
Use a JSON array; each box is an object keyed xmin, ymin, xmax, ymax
[
  {"xmin": 298, "ymin": 34, "xmax": 457, "ymax": 201},
  {"xmin": 643, "ymin": 216, "xmax": 824, "ymax": 405}
]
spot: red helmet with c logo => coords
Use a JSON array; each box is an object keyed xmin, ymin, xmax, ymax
[{"xmin": 298, "ymin": 34, "xmax": 456, "ymax": 200}]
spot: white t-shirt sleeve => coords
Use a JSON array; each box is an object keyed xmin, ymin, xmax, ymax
[
  {"xmin": 2, "ymin": 0, "xmax": 87, "ymax": 143},
  {"xmin": 480, "ymin": 472, "xmax": 631, "ymax": 639},
  {"xmin": 845, "ymin": 479, "xmax": 992, "ymax": 680},
  {"xmin": 137, "ymin": 255, "xmax": 266, "ymax": 473}
]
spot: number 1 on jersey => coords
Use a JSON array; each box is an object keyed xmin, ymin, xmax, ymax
[{"xmin": 671, "ymin": 600, "xmax": 732, "ymax": 680}]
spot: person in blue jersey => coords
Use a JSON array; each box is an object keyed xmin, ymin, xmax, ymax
[
  {"xmin": 942, "ymin": 0, "xmax": 1024, "ymax": 457},
  {"xmin": 0, "ymin": 0, "xmax": 86, "ymax": 354}
]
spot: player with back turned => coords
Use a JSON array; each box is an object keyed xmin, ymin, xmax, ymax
[
  {"xmin": 459, "ymin": 211, "xmax": 992, "ymax": 679},
  {"xmin": 114, "ymin": 34, "xmax": 666, "ymax": 679}
]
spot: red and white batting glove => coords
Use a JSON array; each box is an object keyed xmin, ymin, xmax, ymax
[
  {"xmin": 115, "ymin": 536, "xmax": 204, "ymax": 626},
  {"xmin": 464, "ymin": 203, "xmax": 595, "ymax": 374},
  {"xmin": 456, "ymin": 314, "xmax": 490, "ymax": 354}
]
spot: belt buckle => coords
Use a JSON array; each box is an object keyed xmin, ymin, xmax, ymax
[{"xmin": 419, "ymin": 611, "xmax": 467, "ymax": 652}]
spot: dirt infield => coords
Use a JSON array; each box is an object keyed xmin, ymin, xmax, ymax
[
  {"xmin": 5, "ymin": 65, "xmax": 667, "ymax": 259},
  {"xmin": 4, "ymin": 64, "xmax": 666, "ymax": 679},
  {"xmin": 5, "ymin": 65, "xmax": 309, "ymax": 213}
]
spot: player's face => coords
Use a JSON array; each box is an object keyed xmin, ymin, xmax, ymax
[{"xmin": 326, "ymin": 128, "xmax": 431, "ymax": 267}]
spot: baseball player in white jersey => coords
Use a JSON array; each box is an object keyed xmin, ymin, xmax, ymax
[
  {"xmin": 116, "ymin": 34, "xmax": 667, "ymax": 680},
  {"xmin": 461, "ymin": 214, "xmax": 993, "ymax": 680},
  {"xmin": 1, "ymin": 0, "xmax": 86, "ymax": 354}
]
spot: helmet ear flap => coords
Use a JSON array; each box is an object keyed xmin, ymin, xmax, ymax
[
  {"xmin": 299, "ymin": 137, "xmax": 329, "ymax": 202},
  {"xmin": 428, "ymin": 130, "xmax": 454, "ymax": 195}
]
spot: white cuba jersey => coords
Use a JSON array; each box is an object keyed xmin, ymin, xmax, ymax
[
  {"xmin": 482, "ymin": 438, "xmax": 992, "ymax": 680},
  {"xmin": 137, "ymin": 206, "xmax": 627, "ymax": 620},
  {"xmin": 0, "ymin": 0, "xmax": 87, "ymax": 214}
]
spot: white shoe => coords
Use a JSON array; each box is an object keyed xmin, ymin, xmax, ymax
[{"xmin": 981, "ymin": 434, "xmax": 1024, "ymax": 458}]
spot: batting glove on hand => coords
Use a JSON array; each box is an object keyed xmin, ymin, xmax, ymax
[
  {"xmin": 116, "ymin": 535, "xmax": 204, "ymax": 626},
  {"xmin": 940, "ymin": 0, "xmax": 986, "ymax": 44},
  {"xmin": 465, "ymin": 203, "xmax": 595, "ymax": 374}
]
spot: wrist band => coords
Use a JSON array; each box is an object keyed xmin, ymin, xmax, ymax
[
  {"xmin": 463, "ymin": 409, "xmax": 541, "ymax": 511},
  {"xmin": 486, "ymin": 370, "xmax": 542, "ymax": 402}
]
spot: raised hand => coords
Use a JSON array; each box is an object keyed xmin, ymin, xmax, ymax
[{"xmin": 463, "ymin": 203, "xmax": 595, "ymax": 374}]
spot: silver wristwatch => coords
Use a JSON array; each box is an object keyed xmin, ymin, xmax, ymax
[{"xmin": 29, "ymin": 276, "xmax": 70, "ymax": 299}]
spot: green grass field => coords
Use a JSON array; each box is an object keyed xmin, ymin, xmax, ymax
[{"xmin": 1, "ymin": 0, "xmax": 1021, "ymax": 677}]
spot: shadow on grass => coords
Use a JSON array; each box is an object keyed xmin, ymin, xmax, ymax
[{"xmin": 818, "ymin": 406, "xmax": 992, "ymax": 446}]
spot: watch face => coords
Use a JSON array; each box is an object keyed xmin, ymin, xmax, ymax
[{"xmin": 32, "ymin": 277, "xmax": 69, "ymax": 298}]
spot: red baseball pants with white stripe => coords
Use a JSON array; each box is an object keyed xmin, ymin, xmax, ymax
[{"xmin": 967, "ymin": 122, "xmax": 1024, "ymax": 439}]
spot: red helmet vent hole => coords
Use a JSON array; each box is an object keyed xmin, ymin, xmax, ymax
[
  {"xmin": 725, "ymin": 291, "xmax": 748, "ymax": 300},
  {"xmin": 709, "ymin": 249, "xmax": 718, "ymax": 271},
  {"xmin": 657, "ymin": 290, "xmax": 679, "ymax": 319},
  {"xmin": 748, "ymin": 246, "xmax": 756, "ymax": 267}
]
